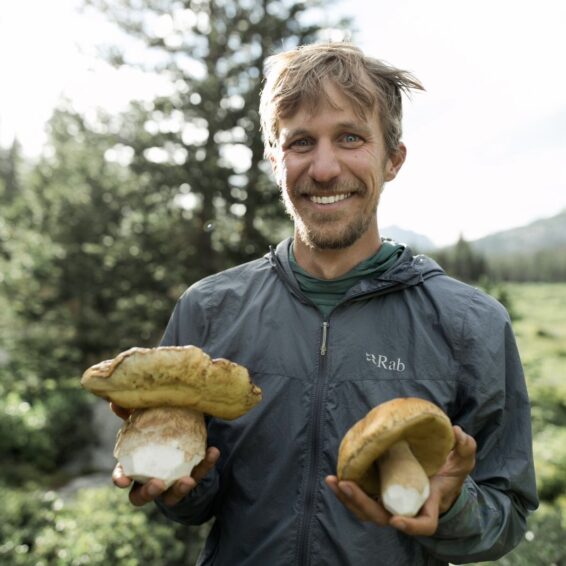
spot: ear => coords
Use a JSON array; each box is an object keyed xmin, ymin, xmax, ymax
[{"xmin": 384, "ymin": 143, "xmax": 407, "ymax": 182}]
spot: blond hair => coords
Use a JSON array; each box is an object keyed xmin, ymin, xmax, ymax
[{"xmin": 260, "ymin": 42, "xmax": 424, "ymax": 158}]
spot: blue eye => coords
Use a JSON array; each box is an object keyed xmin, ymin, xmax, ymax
[
  {"xmin": 289, "ymin": 138, "xmax": 313, "ymax": 151},
  {"xmin": 343, "ymin": 134, "xmax": 361, "ymax": 143}
]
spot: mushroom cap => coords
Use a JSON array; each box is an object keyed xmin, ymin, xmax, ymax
[
  {"xmin": 81, "ymin": 346, "xmax": 262, "ymax": 420},
  {"xmin": 114, "ymin": 407, "xmax": 206, "ymax": 488},
  {"xmin": 337, "ymin": 397, "xmax": 455, "ymax": 495}
]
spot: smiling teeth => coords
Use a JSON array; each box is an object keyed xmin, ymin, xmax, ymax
[{"xmin": 310, "ymin": 193, "xmax": 351, "ymax": 204}]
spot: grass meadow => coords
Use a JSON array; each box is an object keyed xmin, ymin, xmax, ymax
[{"xmin": 471, "ymin": 283, "xmax": 566, "ymax": 565}]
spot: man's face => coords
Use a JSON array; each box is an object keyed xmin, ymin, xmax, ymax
[{"xmin": 271, "ymin": 82, "xmax": 405, "ymax": 251}]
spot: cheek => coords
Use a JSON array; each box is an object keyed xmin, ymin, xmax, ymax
[
  {"xmin": 280, "ymin": 158, "xmax": 304, "ymax": 186},
  {"xmin": 348, "ymin": 158, "xmax": 382, "ymax": 187}
]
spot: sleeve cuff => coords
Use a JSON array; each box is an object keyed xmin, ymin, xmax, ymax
[{"xmin": 438, "ymin": 485, "xmax": 470, "ymax": 525}]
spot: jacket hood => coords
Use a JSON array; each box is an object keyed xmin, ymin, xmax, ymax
[{"xmin": 266, "ymin": 237, "xmax": 445, "ymax": 302}]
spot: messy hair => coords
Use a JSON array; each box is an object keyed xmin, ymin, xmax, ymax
[{"xmin": 260, "ymin": 42, "xmax": 424, "ymax": 158}]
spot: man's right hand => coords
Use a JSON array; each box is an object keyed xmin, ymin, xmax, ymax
[
  {"xmin": 112, "ymin": 446, "xmax": 221, "ymax": 507},
  {"xmin": 109, "ymin": 401, "xmax": 220, "ymax": 507}
]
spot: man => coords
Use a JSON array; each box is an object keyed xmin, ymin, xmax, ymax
[{"xmin": 113, "ymin": 43, "xmax": 538, "ymax": 565}]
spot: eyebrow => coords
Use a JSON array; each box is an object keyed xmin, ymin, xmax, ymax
[{"xmin": 281, "ymin": 121, "xmax": 373, "ymax": 141}]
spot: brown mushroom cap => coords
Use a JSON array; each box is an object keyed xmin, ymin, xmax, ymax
[
  {"xmin": 81, "ymin": 346, "xmax": 262, "ymax": 420},
  {"xmin": 337, "ymin": 397, "xmax": 455, "ymax": 496}
]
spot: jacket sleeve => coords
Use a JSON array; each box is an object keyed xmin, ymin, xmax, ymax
[
  {"xmin": 153, "ymin": 291, "xmax": 220, "ymax": 526},
  {"xmin": 417, "ymin": 290, "xmax": 538, "ymax": 564}
]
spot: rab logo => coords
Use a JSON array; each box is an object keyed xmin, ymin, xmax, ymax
[{"xmin": 366, "ymin": 352, "xmax": 406, "ymax": 372}]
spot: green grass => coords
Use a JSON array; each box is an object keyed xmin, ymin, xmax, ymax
[
  {"xmin": 509, "ymin": 283, "xmax": 566, "ymax": 382},
  {"xmin": 507, "ymin": 283, "xmax": 566, "ymax": 431},
  {"xmin": 469, "ymin": 283, "xmax": 566, "ymax": 565}
]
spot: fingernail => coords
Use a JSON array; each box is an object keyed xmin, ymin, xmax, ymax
[
  {"xmin": 179, "ymin": 483, "xmax": 191, "ymax": 495},
  {"xmin": 147, "ymin": 484, "xmax": 161, "ymax": 497}
]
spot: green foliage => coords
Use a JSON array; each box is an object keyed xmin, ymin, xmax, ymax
[
  {"xmin": 533, "ymin": 426, "xmax": 566, "ymax": 501},
  {"xmin": 0, "ymin": 486, "xmax": 208, "ymax": 565},
  {"xmin": 83, "ymin": 0, "xmax": 346, "ymax": 272},
  {"xmin": 508, "ymin": 283, "xmax": 566, "ymax": 509},
  {"xmin": 428, "ymin": 229, "xmax": 566, "ymax": 285},
  {"xmin": 465, "ymin": 284, "xmax": 566, "ymax": 565},
  {"xmin": 0, "ymin": 388, "xmax": 93, "ymax": 483},
  {"xmin": 470, "ymin": 504, "xmax": 566, "ymax": 566},
  {"xmin": 0, "ymin": 138, "xmax": 22, "ymax": 206},
  {"xmin": 487, "ymin": 245, "xmax": 566, "ymax": 282},
  {"xmin": 431, "ymin": 234, "xmax": 488, "ymax": 283},
  {"xmin": 2, "ymin": 109, "xmax": 196, "ymax": 364}
]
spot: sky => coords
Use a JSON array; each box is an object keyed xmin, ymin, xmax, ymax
[{"xmin": 0, "ymin": 0, "xmax": 565, "ymax": 246}]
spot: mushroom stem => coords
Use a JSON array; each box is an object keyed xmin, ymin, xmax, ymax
[
  {"xmin": 377, "ymin": 439, "xmax": 430, "ymax": 517},
  {"xmin": 114, "ymin": 407, "xmax": 207, "ymax": 488}
]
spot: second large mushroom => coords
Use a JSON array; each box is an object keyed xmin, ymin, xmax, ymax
[{"xmin": 337, "ymin": 397, "xmax": 455, "ymax": 517}]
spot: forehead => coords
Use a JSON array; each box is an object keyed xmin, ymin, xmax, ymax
[{"xmin": 278, "ymin": 83, "xmax": 378, "ymax": 137}]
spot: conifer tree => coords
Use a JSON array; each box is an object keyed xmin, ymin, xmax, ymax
[{"xmin": 86, "ymin": 0, "xmax": 349, "ymax": 273}]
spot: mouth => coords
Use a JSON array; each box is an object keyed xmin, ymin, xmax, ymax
[{"xmin": 308, "ymin": 193, "xmax": 352, "ymax": 205}]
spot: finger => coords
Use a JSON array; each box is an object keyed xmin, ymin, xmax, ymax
[
  {"xmin": 453, "ymin": 426, "xmax": 477, "ymax": 458},
  {"xmin": 329, "ymin": 481, "xmax": 366, "ymax": 521},
  {"xmin": 191, "ymin": 447, "xmax": 221, "ymax": 483},
  {"xmin": 112, "ymin": 463, "xmax": 132, "ymax": 489},
  {"xmin": 324, "ymin": 477, "xmax": 364, "ymax": 520},
  {"xmin": 325, "ymin": 475, "xmax": 339, "ymax": 494},
  {"xmin": 160, "ymin": 447, "xmax": 221, "ymax": 506},
  {"xmin": 325, "ymin": 475, "xmax": 350, "ymax": 504},
  {"xmin": 129, "ymin": 478, "xmax": 167, "ymax": 507},
  {"xmin": 336, "ymin": 481, "xmax": 391, "ymax": 525},
  {"xmin": 448, "ymin": 427, "xmax": 476, "ymax": 477},
  {"xmin": 390, "ymin": 488, "xmax": 440, "ymax": 536},
  {"xmin": 161, "ymin": 476, "xmax": 198, "ymax": 507}
]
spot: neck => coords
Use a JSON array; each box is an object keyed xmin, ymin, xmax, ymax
[{"xmin": 293, "ymin": 230, "xmax": 382, "ymax": 280}]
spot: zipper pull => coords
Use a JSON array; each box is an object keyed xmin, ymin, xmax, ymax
[{"xmin": 320, "ymin": 322, "xmax": 329, "ymax": 356}]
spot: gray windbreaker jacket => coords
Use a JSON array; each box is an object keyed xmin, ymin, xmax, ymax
[{"xmin": 157, "ymin": 239, "xmax": 538, "ymax": 566}]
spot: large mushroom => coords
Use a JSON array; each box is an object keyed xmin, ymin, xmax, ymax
[
  {"xmin": 81, "ymin": 345, "xmax": 262, "ymax": 488},
  {"xmin": 337, "ymin": 397, "xmax": 454, "ymax": 517}
]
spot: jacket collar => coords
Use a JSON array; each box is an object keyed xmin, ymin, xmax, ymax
[{"xmin": 267, "ymin": 238, "xmax": 445, "ymax": 301}]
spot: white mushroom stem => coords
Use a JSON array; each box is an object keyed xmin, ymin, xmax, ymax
[
  {"xmin": 114, "ymin": 407, "xmax": 207, "ymax": 489},
  {"xmin": 377, "ymin": 439, "xmax": 430, "ymax": 517}
]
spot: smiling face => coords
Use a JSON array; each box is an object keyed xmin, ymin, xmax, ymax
[{"xmin": 271, "ymin": 82, "xmax": 406, "ymax": 254}]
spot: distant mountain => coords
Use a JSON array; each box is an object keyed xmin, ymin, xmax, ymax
[
  {"xmin": 381, "ymin": 225, "xmax": 436, "ymax": 251},
  {"xmin": 470, "ymin": 210, "xmax": 566, "ymax": 257},
  {"xmin": 383, "ymin": 210, "xmax": 566, "ymax": 257}
]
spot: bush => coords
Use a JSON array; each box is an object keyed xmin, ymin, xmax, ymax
[
  {"xmin": 0, "ymin": 388, "xmax": 93, "ymax": 483},
  {"xmin": 0, "ymin": 485, "xmax": 208, "ymax": 565}
]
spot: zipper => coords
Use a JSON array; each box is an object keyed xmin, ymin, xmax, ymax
[
  {"xmin": 296, "ymin": 321, "xmax": 330, "ymax": 566},
  {"xmin": 320, "ymin": 321, "xmax": 329, "ymax": 356}
]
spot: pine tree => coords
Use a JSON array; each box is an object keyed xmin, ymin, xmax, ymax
[{"xmin": 85, "ymin": 0, "xmax": 349, "ymax": 273}]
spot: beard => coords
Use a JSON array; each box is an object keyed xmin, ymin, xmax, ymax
[{"xmin": 281, "ymin": 179, "xmax": 379, "ymax": 250}]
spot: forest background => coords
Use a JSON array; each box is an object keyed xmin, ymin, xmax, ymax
[{"xmin": 1, "ymin": 0, "xmax": 565, "ymax": 564}]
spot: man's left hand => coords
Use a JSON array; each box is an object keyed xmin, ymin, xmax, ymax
[{"xmin": 325, "ymin": 425, "xmax": 476, "ymax": 536}]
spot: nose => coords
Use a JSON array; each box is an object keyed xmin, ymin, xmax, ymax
[{"xmin": 308, "ymin": 140, "xmax": 341, "ymax": 183}]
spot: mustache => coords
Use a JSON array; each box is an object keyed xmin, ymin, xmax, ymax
[{"xmin": 295, "ymin": 179, "xmax": 364, "ymax": 195}]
